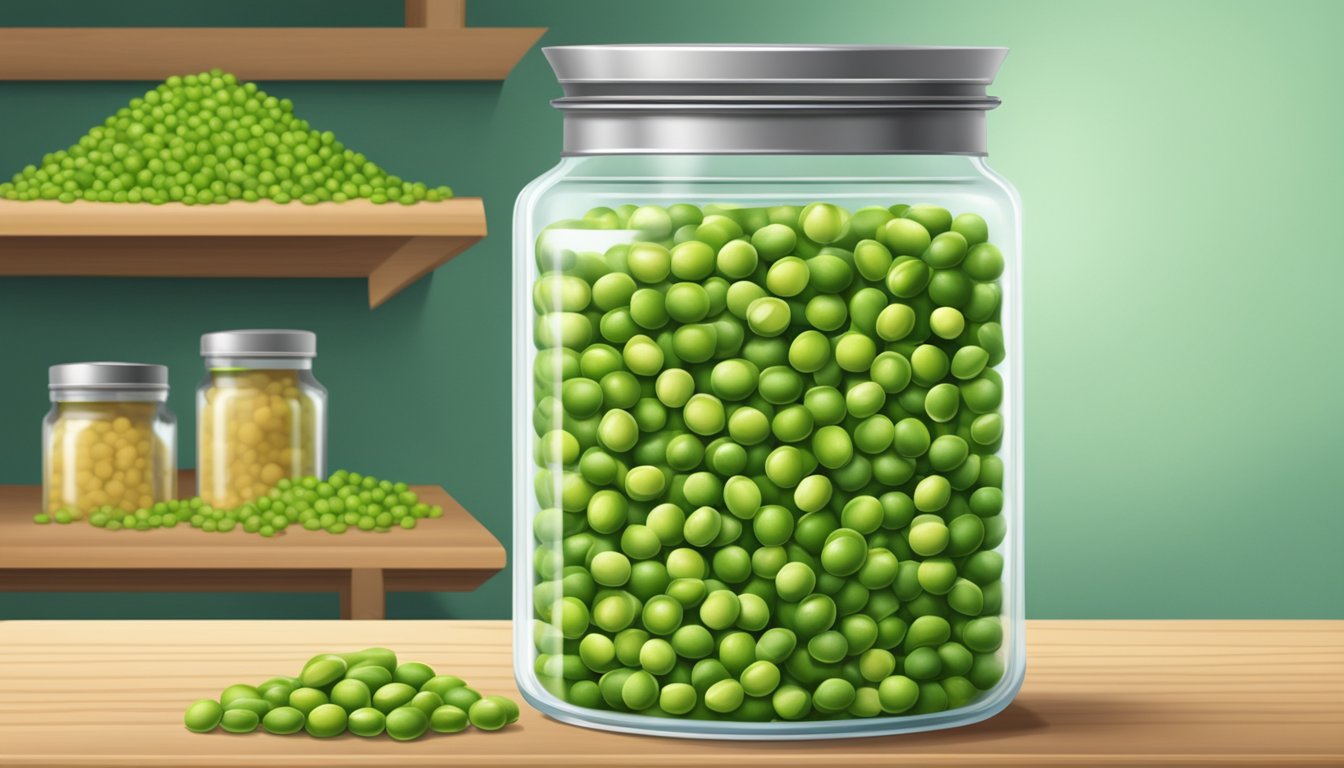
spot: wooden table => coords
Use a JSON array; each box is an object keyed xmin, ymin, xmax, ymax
[
  {"xmin": 0, "ymin": 476, "xmax": 504, "ymax": 619},
  {"xmin": 0, "ymin": 620, "xmax": 1338, "ymax": 766}
]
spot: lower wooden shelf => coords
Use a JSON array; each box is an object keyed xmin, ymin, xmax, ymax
[
  {"xmin": 0, "ymin": 198, "xmax": 488, "ymax": 308},
  {"xmin": 0, "ymin": 471, "xmax": 505, "ymax": 619},
  {"xmin": 0, "ymin": 620, "xmax": 1338, "ymax": 766}
]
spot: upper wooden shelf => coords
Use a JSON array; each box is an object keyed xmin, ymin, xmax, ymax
[
  {"xmin": 0, "ymin": 198, "xmax": 488, "ymax": 308},
  {"xmin": 0, "ymin": 1, "xmax": 545, "ymax": 81}
]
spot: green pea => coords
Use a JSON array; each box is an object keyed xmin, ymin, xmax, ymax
[
  {"xmin": 536, "ymin": 312, "xmax": 593, "ymax": 349},
  {"xmin": 440, "ymin": 686, "xmax": 482, "ymax": 712},
  {"xmin": 772, "ymin": 684, "xmax": 812, "ymax": 720},
  {"xmin": 930, "ymin": 306, "xmax": 966, "ymax": 340},
  {"xmin": 893, "ymin": 418, "xmax": 931, "ymax": 457},
  {"xmin": 330, "ymin": 679, "xmax": 372, "ymax": 712},
  {"xmin": 658, "ymin": 682, "xmax": 698, "ymax": 715},
  {"xmin": 910, "ymin": 345, "xmax": 949, "ymax": 387},
  {"xmin": 763, "ymin": 256, "xmax": 806, "ymax": 298},
  {"xmin": 624, "ymin": 465, "xmax": 667, "ymax": 502},
  {"xmin": 257, "ymin": 705, "xmax": 303, "ymax": 735},
  {"xmin": 803, "ymin": 386, "xmax": 847, "ymax": 426},
  {"xmin": 961, "ymin": 372, "xmax": 1003, "ymax": 414},
  {"xmin": 874, "ymin": 304, "xmax": 916, "ymax": 342},
  {"xmin": 819, "ymin": 529, "xmax": 867, "ymax": 577},
  {"xmin": 877, "ymin": 616, "xmax": 910, "ymax": 649},
  {"xmin": 971, "ymin": 412, "xmax": 1004, "ymax": 445},
  {"xmin": 792, "ymin": 594, "xmax": 837, "ymax": 639},
  {"xmin": 713, "ymin": 239, "xmax": 758, "ymax": 279},
  {"xmin": 965, "ymin": 282, "xmax": 1001, "ymax": 323},
  {"xmin": 948, "ymin": 514, "xmax": 986, "ymax": 557},
  {"xmin": 948, "ymin": 578, "xmax": 985, "ymax": 616},
  {"xmin": 950, "ymin": 346, "xmax": 990, "ymax": 381},
  {"xmin": 913, "ymin": 475, "xmax": 952, "ymax": 512},
  {"xmin": 964, "ymin": 550, "xmax": 1004, "ymax": 584},
  {"xmin": 184, "ymin": 699, "xmax": 223, "ymax": 733},
  {"xmin": 917, "ymin": 557, "xmax": 958, "ymax": 595},
  {"xmin": 300, "ymin": 653, "xmax": 348, "ymax": 688},
  {"xmin": 881, "ymin": 218, "xmax": 932, "ymax": 257},
  {"xmin": 409, "ymin": 691, "xmax": 444, "ymax": 718},
  {"xmin": 812, "ymin": 678, "xmax": 856, "ymax": 713},
  {"xmin": 834, "ymin": 333, "xmax": 877, "ymax": 372},
  {"xmin": 700, "ymin": 590, "xmax": 741, "ymax": 630},
  {"xmin": 750, "ymin": 223, "xmax": 798, "ymax": 260},
  {"xmin": 591, "ymin": 550, "xmax": 633, "ymax": 587},
  {"xmin": 923, "ymin": 231, "xmax": 967, "ymax": 269},
  {"xmin": 288, "ymin": 687, "xmax": 329, "ymax": 716},
  {"xmin": 627, "ymin": 242, "xmax": 671, "ymax": 283},
  {"xmin": 300, "ymin": 703, "xmax": 345, "ymax": 738},
  {"xmin": 798, "ymin": 203, "xmax": 849, "ymax": 244},
  {"xmin": 856, "ymin": 548, "xmax": 899, "ymax": 590},
  {"xmin": 963, "ymin": 617, "xmax": 1004, "ymax": 653},
  {"xmin": 622, "ymin": 334, "xmax": 665, "ymax": 376},
  {"xmin": 853, "ymin": 239, "xmax": 894, "ymax": 282},
  {"xmin": 670, "ymin": 624, "xmax": 715, "ymax": 659},
  {"xmin": 736, "ymin": 592, "xmax": 771, "ymax": 631},
  {"xmin": 978, "ymin": 322, "xmax": 1006, "ymax": 367},
  {"xmin": 419, "ymin": 704, "xmax": 465, "ymax": 734},
  {"xmin": 950, "ymin": 212, "xmax": 989, "ymax": 245},
  {"xmin": 372, "ymin": 682, "xmax": 418, "ymax": 714},
  {"xmin": 655, "ymin": 368, "xmax": 695, "ymax": 408},
  {"xmin": 929, "ymin": 268, "xmax": 973, "ymax": 308},
  {"xmin": 908, "ymin": 517, "xmax": 950, "ymax": 556},
  {"xmin": 592, "ymin": 272, "xmax": 637, "ymax": 311},
  {"xmin": 704, "ymin": 678, "xmax": 746, "ymax": 713},
  {"xmin": 793, "ymin": 474, "xmax": 833, "ymax": 513},
  {"xmin": 928, "ymin": 435, "xmax": 970, "ymax": 472},
  {"xmin": 964, "ymin": 242, "xmax": 1004, "ymax": 281},
  {"xmin": 877, "ymin": 675, "xmax": 919, "ymax": 713},
  {"xmin": 638, "ymin": 638, "xmax": 677, "ymax": 676},
  {"xmin": 219, "ymin": 708, "xmax": 260, "ymax": 734},
  {"xmin": 969, "ymin": 652, "xmax": 1006, "ymax": 690}
]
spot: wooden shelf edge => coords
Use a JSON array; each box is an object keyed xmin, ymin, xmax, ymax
[
  {"xmin": 0, "ymin": 27, "xmax": 547, "ymax": 81},
  {"xmin": 0, "ymin": 198, "xmax": 487, "ymax": 237},
  {"xmin": 0, "ymin": 199, "xmax": 487, "ymax": 307}
]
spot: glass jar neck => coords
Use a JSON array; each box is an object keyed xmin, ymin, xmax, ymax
[
  {"xmin": 204, "ymin": 356, "xmax": 312, "ymax": 371},
  {"xmin": 51, "ymin": 389, "xmax": 167, "ymax": 403},
  {"xmin": 559, "ymin": 107, "xmax": 989, "ymax": 156}
]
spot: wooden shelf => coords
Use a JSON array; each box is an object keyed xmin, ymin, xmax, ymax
[
  {"xmin": 0, "ymin": 198, "xmax": 488, "ymax": 308},
  {"xmin": 0, "ymin": 1, "xmax": 545, "ymax": 81},
  {"xmin": 0, "ymin": 471, "xmax": 505, "ymax": 619},
  {"xmin": 0, "ymin": 620, "xmax": 1339, "ymax": 765}
]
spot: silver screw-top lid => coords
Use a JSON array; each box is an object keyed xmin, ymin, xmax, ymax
[
  {"xmin": 543, "ymin": 45, "xmax": 1008, "ymax": 156},
  {"xmin": 49, "ymin": 362, "xmax": 169, "ymax": 391},
  {"xmin": 200, "ymin": 329, "xmax": 317, "ymax": 358}
]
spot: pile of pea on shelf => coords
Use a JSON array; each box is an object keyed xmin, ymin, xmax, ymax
[
  {"xmin": 0, "ymin": 68, "xmax": 452, "ymax": 206},
  {"xmin": 185, "ymin": 648, "xmax": 519, "ymax": 739},
  {"xmin": 33, "ymin": 470, "xmax": 444, "ymax": 536}
]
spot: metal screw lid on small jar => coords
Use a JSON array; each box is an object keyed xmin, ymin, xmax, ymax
[
  {"xmin": 48, "ymin": 362, "xmax": 169, "ymax": 392},
  {"xmin": 200, "ymin": 329, "xmax": 317, "ymax": 359},
  {"xmin": 543, "ymin": 45, "xmax": 1008, "ymax": 156}
]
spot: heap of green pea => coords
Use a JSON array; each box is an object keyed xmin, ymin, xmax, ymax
[
  {"xmin": 0, "ymin": 69, "xmax": 452, "ymax": 205},
  {"xmin": 183, "ymin": 648, "xmax": 520, "ymax": 739},
  {"xmin": 530, "ymin": 200, "xmax": 1008, "ymax": 722},
  {"xmin": 33, "ymin": 470, "xmax": 444, "ymax": 535}
]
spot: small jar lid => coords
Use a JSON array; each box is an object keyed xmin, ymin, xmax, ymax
[
  {"xmin": 201, "ymin": 329, "xmax": 317, "ymax": 358},
  {"xmin": 49, "ymin": 362, "xmax": 169, "ymax": 392}
]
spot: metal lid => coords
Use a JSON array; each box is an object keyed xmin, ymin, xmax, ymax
[
  {"xmin": 543, "ymin": 45, "xmax": 1008, "ymax": 155},
  {"xmin": 200, "ymin": 329, "xmax": 317, "ymax": 359},
  {"xmin": 49, "ymin": 362, "xmax": 169, "ymax": 391}
]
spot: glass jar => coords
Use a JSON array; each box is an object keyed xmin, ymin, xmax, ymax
[
  {"xmin": 43, "ymin": 362, "xmax": 176, "ymax": 519},
  {"xmin": 514, "ymin": 46, "xmax": 1023, "ymax": 738},
  {"xmin": 197, "ymin": 329, "xmax": 327, "ymax": 508}
]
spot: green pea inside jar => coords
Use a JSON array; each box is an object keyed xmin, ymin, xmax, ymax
[{"xmin": 530, "ymin": 201, "xmax": 1008, "ymax": 725}]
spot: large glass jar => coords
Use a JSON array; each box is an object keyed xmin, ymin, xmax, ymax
[
  {"xmin": 197, "ymin": 329, "xmax": 327, "ymax": 508},
  {"xmin": 43, "ymin": 362, "xmax": 176, "ymax": 519},
  {"xmin": 514, "ymin": 46, "xmax": 1023, "ymax": 738}
]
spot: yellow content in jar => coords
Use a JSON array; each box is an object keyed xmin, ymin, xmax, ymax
[
  {"xmin": 46, "ymin": 402, "xmax": 174, "ymax": 515},
  {"xmin": 199, "ymin": 369, "xmax": 319, "ymax": 508}
]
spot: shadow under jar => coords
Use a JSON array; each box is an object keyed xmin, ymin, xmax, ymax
[
  {"xmin": 197, "ymin": 329, "xmax": 327, "ymax": 509},
  {"xmin": 514, "ymin": 45, "xmax": 1024, "ymax": 738}
]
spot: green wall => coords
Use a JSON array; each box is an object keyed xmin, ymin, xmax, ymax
[{"xmin": 1, "ymin": 0, "xmax": 1340, "ymax": 620}]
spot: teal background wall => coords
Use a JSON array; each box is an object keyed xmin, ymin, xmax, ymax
[{"xmin": 1, "ymin": 1, "xmax": 1340, "ymax": 620}]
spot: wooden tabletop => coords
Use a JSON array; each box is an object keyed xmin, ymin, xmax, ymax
[
  {"xmin": 0, "ymin": 475, "xmax": 505, "ymax": 619},
  {"xmin": 0, "ymin": 620, "xmax": 1338, "ymax": 766}
]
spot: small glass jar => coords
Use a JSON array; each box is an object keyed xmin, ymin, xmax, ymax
[
  {"xmin": 197, "ymin": 329, "xmax": 327, "ymax": 508},
  {"xmin": 43, "ymin": 362, "xmax": 176, "ymax": 518}
]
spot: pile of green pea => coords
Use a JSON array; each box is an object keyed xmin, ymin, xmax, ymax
[
  {"xmin": 0, "ymin": 69, "xmax": 453, "ymax": 205},
  {"xmin": 184, "ymin": 648, "xmax": 519, "ymax": 739},
  {"xmin": 530, "ymin": 200, "xmax": 1009, "ymax": 722},
  {"xmin": 32, "ymin": 470, "xmax": 444, "ymax": 535}
]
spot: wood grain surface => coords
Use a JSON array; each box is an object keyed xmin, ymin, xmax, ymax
[
  {"xmin": 0, "ymin": 474, "xmax": 505, "ymax": 618},
  {"xmin": 0, "ymin": 199, "xmax": 487, "ymax": 307},
  {"xmin": 0, "ymin": 199, "xmax": 486, "ymax": 237},
  {"xmin": 0, "ymin": 620, "xmax": 1338, "ymax": 766},
  {"xmin": 0, "ymin": 28, "xmax": 546, "ymax": 81}
]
